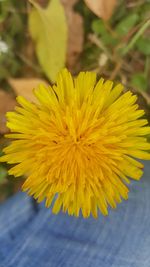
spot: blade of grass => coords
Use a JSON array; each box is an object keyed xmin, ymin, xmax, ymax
[{"xmin": 122, "ymin": 19, "xmax": 150, "ymax": 56}]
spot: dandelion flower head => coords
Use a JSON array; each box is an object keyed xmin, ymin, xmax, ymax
[{"xmin": 1, "ymin": 69, "xmax": 150, "ymax": 218}]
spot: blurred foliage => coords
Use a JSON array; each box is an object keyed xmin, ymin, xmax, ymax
[
  {"xmin": 0, "ymin": 0, "xmax": 150, "ymax": 201},
  {"xmin": 0, "ymin": 0, "xmax": 27, "ymax": 82}
]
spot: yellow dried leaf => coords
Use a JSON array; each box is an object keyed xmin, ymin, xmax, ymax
[{"xmin": 28, "ymin": 0, "xmax": 67, "ymax": 82}]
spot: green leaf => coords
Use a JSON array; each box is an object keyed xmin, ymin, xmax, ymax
[
  {"xmin": 131, "ymin": 73, "xmax": 147, "ymax": 92},
  {"xmin": 116, "ymin": 14, "xmax": 139, "ymax": 37},
  {"xmin": 92, "ymin": 19, "xmax": 118, "ymax": 46},
  {"xmin": 28, "ymin": 0, "xmax": 67, "ymax": 82},
  {"xmin": 136, "ymin": 37, "xmax": 150, "ymax": 56},
  {"xmin": 92, "ymin": 19, "xmax": 106, "ymax": 35},
  {"xmin": 0, "ymin": 165, "xmax": 7, "ymax": 185}
]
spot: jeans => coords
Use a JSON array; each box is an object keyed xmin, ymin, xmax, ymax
[{"xmin": 0, "ymin": 162, "xmax": 150, "ymax": 267}]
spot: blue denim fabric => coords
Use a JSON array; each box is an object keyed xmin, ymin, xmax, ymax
[{"xmin": 0, "ymin": 162, "xmax": 150, "ymax": 267}]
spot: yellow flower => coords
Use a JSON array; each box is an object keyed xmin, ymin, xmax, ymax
[{"xmin": 1, "ymin": 69, "xmax": 150, "ymax": 218}]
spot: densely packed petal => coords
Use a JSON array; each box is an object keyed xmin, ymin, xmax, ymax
[{"xmin": 1, "ymin": 69, "xmax": 150, "ymax": 218}]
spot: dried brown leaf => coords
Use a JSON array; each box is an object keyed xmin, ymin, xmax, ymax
[
  {"xmin": 61, "ymin": 0, "xmax": 79, "ymax": 7},
  {"xmin": 84, "ymin": 0, "xmax": 117, "ymax": 20},
  {"xmin": 9, "ymin": 78, "xmax": 48, "ymax": 103},
  {"xmin": 61, "ymin": 0, "xmax": 84, "ymax": 69},
  {"xmin": 36, "ymin": 0, "xmax": 49, "ymax": 8},
  {"xmin": 0, "ymin": 90, "xmax": 16, "ymax": 134}
]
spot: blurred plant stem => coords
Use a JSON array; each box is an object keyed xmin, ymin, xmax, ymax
[
  {"xmin": 122, "ymin": 19, "xmax": 150, "ymax": 56},
  {"xmin": 88, "ymin": 33, "xmax": 112, "ymax": 60},
  {"xmin": 17, "ymin": 53, "xmax": 42, "ymax": 74}
]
